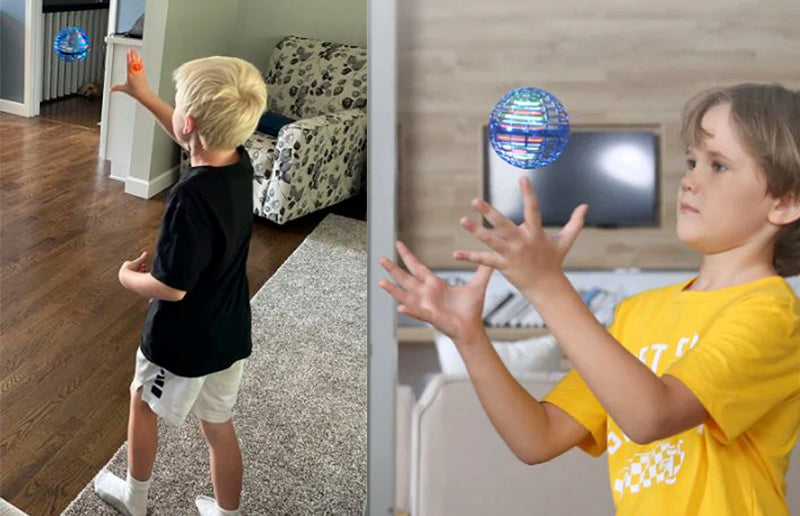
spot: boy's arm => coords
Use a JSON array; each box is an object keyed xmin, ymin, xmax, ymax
[
  {"xmin": 379, "ymin": 246, "xmax": 590, "ymax": 465},
  {"xmin": 137, "ymin": 91, "xmax": 188, "ymax": 152},
  {"xmin": 110, "ymin": 48, "xmax": 187, "ymax": 151},
  {"xmin": 457, "ymin": 330, "xmax": 595, "ymax": 464},
  {"xmin": 119, "ymin": 267, "xmax": 187, "ymax": 302},
  {"xmin": 456, "ymin": 179, "xmax": 708, "ymax": 445},
  {"xmin": 524, "ymin": 275, "xmax": 708, "ymax": 444}
]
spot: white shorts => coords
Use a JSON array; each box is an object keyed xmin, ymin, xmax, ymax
[{"xmin": 131, "ymin": 348, "xmax": 245, "ymax": 427}]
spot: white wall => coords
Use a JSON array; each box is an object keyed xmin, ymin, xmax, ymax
[
  {"xmin": 0, "ymin": 0, "xmax": 26, "ymax": 103},
  {"xmin": 116, "ymin": 0, "xmax": 144, "ymax": 34},
  {"xmin": 129, "ymin": 0, "xmax": 366, "ymax": 197},
  {"xmin": 230, "ymin": 0, "xmax": 367, "ymax": 73},
  {"xmin": 127, "ymin": 0, "xmax": 240, "ymax": 197}
]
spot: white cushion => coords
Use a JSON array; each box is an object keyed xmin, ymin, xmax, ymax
[
  {"xmin": 434, "ymin": 331, "xmax": 563, "ymax": 376},
  {"xmin": 395, "ymin": 385, "xmax": 415, "ymax": 515}
]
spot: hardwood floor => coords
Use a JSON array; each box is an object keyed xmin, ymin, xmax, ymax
[
  {"xmin": 39, "ymin": 95, "xmax": 103, "ymax": 130},
  {"xmin": 0, "ymin": 110, "xmax": 366, "ymax": 515}
]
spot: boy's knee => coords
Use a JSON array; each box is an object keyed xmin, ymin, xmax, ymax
[
  {"xmin": 199, "ymin": 418, "xmax": 235, "ymax": 446},
  {"xmin": 129, "ymin": 386, "xmax": 153, "ymax": 413},
  {"xmin": 130, "ymin": 385, "xmax": 143, "ymax": 402}
]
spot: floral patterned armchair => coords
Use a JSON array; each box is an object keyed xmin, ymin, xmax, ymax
[{"xmin": 180, "ymin": 35, "xmax": 367, "ymax": 224}]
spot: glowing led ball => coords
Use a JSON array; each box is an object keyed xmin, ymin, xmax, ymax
[
  {"xmin": 488, "ymin": 87, "xmax": 570, "ymax": 169},
  {"xmin": 54, "ymin": 26, "xmax": 90, "ymax": 63}
]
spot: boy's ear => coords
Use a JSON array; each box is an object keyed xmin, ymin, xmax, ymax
[
  {"xmin": 181, "ymin": 113, "xmax": 196, "ymax": 136},
  {"xmin": 769, "ymin": 192, "xmax": 800, "ymax": 226}
]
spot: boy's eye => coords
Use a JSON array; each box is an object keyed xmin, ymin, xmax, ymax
[
  {"xmin": 712, "ymin": 161, "xmax": 727, "ymax": 172},
  {"xmin": 686, "ymin": 159, "xmax": 696, "ymax": 169}
]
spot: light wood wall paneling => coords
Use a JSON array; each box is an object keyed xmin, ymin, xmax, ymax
[{"xmin": 396, "ymin": 0, "xmax": 800, "ymax": 269}]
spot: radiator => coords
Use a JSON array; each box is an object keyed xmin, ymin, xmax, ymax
[{"xmin": 42, "ymin": 8, "xmax": 109, "ymax": 102}]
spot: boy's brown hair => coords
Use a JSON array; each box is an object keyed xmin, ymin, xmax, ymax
[{"xmin": 680, "ymin": 83, "xmax": 800, "ymax": 277}]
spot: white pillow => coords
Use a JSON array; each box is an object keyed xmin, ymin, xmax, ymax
[{"xmin": 434, "ymin": 331, "xmax": 563, "ymax": 376}]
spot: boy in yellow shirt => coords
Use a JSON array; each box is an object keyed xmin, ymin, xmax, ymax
[{"xmin": 379, "ymin": 83, "xmax": 800, "ymax": 515}]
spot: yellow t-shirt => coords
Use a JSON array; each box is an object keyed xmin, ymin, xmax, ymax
[{"xmin": 543, "ymin": 275, "xmax": 800, "ymax": 516}]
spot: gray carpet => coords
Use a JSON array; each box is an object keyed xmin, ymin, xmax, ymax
[{"xmin": 63, "ymin": 214, "xmax": 367, "ymax": 516}]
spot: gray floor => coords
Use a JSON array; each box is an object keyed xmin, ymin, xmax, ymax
[{"xmin": 62, "ymin": 214, "xmax": 367, "ymax": 516}]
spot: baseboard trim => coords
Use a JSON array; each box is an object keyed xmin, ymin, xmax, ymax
[
  {"xmin": 0, "ymin": 497, "xmax": 29, "ymax": 516},
  {"xmin": 124, "ymin": 165, "xmax": 179, "ymax": 199},
  {"xmin": 0, "ymin": 100, "xmax": 31, "ymax": 117}
]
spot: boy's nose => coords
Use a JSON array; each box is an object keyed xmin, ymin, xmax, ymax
[{"xmin": 680, "ymin": 170, "xmax": 698, "ymax": 193}]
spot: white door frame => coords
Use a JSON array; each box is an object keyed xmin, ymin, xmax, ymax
[
  {"xmin": 367, "ymin": 0, "xmax": 398, "ymax": 513},
  {"xmin": 0, "ymin": 0, "xmax": 43, "ymax": 117},
  {"xmin": 14, "ymin": 0, "xmax": 117, "ymax": 118},
  {"xmin": 0, "ymin": 5, "xmax": 36, "ymax": 116}
]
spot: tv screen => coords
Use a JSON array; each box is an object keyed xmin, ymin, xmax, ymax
[{"xmin": 483, "ymin": 130, "xmax": 660, "ymax": 228}]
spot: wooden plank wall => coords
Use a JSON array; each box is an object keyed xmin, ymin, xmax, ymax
[{"xmin": 396, "ymin": 0, "xmax": 800, "ymax": 269}]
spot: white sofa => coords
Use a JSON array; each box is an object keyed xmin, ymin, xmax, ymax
[{"xmin": 396, "ymin": 373, "xmax": 800, "ymax": 516}]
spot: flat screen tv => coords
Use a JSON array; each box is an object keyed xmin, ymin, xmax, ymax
[{"xmin": 483, "ymin": 129, "xmax": 660, "ymax": 228}]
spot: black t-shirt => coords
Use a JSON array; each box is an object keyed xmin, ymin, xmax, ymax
[{"xmin": 140, "ymin": 145, "xmax": 253, "ymax": 377}]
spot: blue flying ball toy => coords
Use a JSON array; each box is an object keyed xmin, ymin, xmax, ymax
[
  {"xmin": 54, "ymin": 26, "xmax": 90, "ymax": 63},
  {"xmin": 489, "ymin": 87, "xmax": 570, "ymax": 169}
]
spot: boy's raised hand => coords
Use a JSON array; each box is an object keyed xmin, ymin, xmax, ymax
[
  {"xmin": 379, "ymin": 242, "xmax": 493, "ymax": 344},
  {"xmin": 110, "ymin": 48, "xmax": 151, "ymax": 101},
  {"xmin": 455, "ymin": 177, "xmax": 588, "ymax": 295}
]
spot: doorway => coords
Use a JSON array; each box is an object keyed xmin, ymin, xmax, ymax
[
  {"xmin": 27, "ymin": 0, "xmax": 144, "ymax": 130},
  {"xmin": 36, "ymin": 1, "xmax": 110, "ymax": 129}
]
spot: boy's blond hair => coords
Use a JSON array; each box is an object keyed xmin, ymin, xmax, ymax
[
  {"xmin": 173, "ymin": 56, "xmax": 267, "ymax": 151},
  {"xmin": 680, "ymin": 83, "xmax": 800, "ymax": 277}
]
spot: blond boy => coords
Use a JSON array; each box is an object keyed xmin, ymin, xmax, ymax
[{"xmin": 95, "ymin": 49, "xmax": 266, "ymax": 516}]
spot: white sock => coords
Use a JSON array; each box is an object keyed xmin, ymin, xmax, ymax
[
  {"xmin": 94, "ymin": 469, "xmax": 150, "ymax": 516},
  {"xmin": 195, "ymin": 495, "xmax": 241, "ymax": 516}
]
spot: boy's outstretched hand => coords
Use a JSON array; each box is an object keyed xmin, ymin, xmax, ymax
[
  {"xmin": 110, "ymin": 48, "xmax": 151, "ymax": 101},
  {"xmin": 455, "ymin": 176, "xmax": 588, "ymax": 297},
  {"xmin": 379, "ymin": 242, "xmax": 493, "ymax": 345}
]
